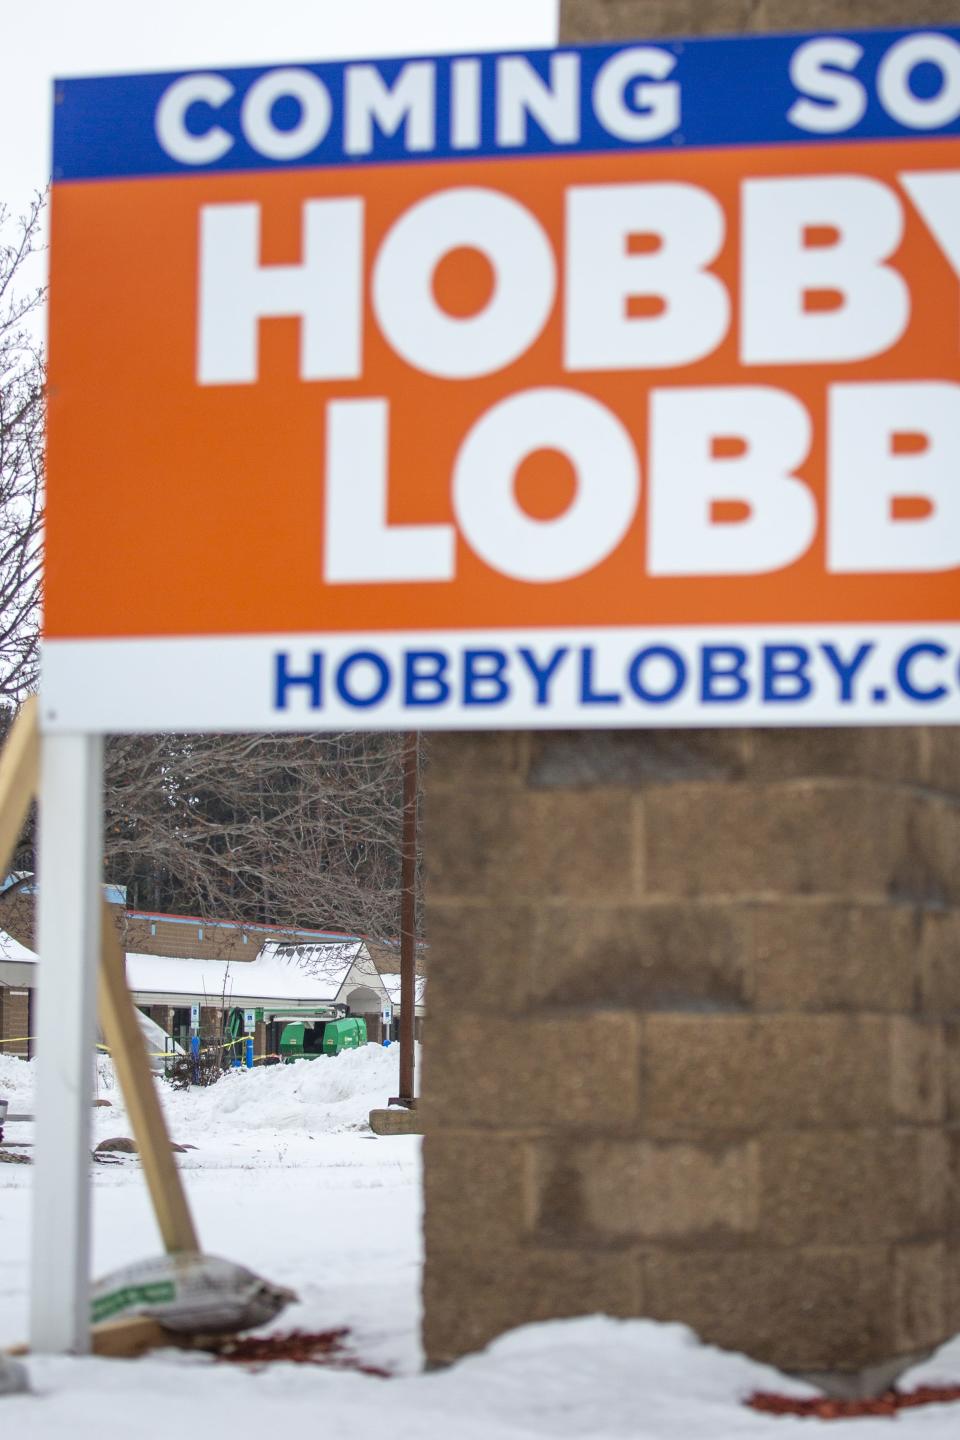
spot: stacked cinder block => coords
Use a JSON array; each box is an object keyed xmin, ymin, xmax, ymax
[
  {"xmin": 561, "ymin": 0, "xmax": 960, "ymax": 38},
  {"xmin": 422, "ymin": 729, "xmax": 960, "ymax": 1380},
  {"xmin": 422, "ymin": 0, "xmax": 960, "ymax": 1388}
]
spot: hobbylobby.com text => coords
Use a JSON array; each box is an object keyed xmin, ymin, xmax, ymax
[{"xmin": 273, "ymin": 637, "xmax": 959, "ymax": 716}]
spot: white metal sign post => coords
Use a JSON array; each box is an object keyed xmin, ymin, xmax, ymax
[
  {"xmin": 13, "ymin": 716, "xmax": 200, "ymax": 1356},
  {"xmin": 30, "ymin": 735, "xmax": 103, "ymax": 1353}
]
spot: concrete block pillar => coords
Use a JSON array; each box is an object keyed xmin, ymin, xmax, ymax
[
  {"xmin": 421, "ymin": 726, "xmax": 960, "ymax": 1385},
  {"xmin": 419, "ymin": 0, "xmax": 960, "ymax": 1391}
]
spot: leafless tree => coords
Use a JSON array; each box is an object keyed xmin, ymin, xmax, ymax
[
  {"xmin": 0, "ymin": 197, "xmax": 44, "ymax": 706},
  {"xmin": 104, "ymin": 730, "xmax": 418, "ymax": 942}
]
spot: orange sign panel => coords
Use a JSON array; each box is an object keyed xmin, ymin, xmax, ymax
[{"xmin": 43, "ymin": 30, "xmax": 960, "ymax": 729}]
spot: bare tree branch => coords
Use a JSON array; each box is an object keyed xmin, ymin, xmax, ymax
[
  {"xmin": 104, "ymin": 731, "xmax": 420, "ymax": 943},
  {"xmin": 0, "ymin": 195, "xmax": 44, "ymax": 706}
]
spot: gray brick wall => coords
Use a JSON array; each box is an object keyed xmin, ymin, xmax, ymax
[
  {"xmin": 422, "ymin": 725, "xmax": 960, "ymax": 1375},
  {"xmin": 420, "ymin": 0, "xmax": 960, "ymax": 1379}
]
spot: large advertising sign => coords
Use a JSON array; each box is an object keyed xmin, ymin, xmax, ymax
[{"xmin": 43, "ymin": 27, "xmax": 960, "ymax": 730}]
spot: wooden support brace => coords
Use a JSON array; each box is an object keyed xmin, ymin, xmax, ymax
[
  {"xmin": 98, "ymin": 901, "xmax": 199, "ymax": 1254},
  {"xmin": 0, "ymin": 696, "xmax": 38, "ymax": 878},
  {"xmin": 0, "ymin": 698, "xmax": 198, "ymax": 1258},
  {"xmin": 8, "ymin": 1316, "xmax": 174, "ymax": 1360},
  {"xmin": 89, "ymin": 1316, "xmax": 178, "ymax": 1359}
]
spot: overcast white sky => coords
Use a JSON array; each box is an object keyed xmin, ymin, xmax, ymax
[{"xmin": 3, "ymin": 0, "xmax": 558, "ymax": 213}]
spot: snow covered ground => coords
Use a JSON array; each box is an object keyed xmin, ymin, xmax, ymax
[
  {"xmin": 3, "ymin": 1046, "xmax": 960, "ymax": 1438},
  {"xmin": 0, "ymin": 1047, "xmax": 421, "ymax": 1370}
]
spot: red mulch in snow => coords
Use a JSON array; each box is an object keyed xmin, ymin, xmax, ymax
[
  {"xmin": 747, "ymin": 1384, "xmax": 960, "ymax": 1420},
  {"xmin": 206, "ymin": 1328, "xmax": 390, "ymax": 1377}
]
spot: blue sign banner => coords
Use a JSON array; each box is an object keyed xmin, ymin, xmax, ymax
[{"xmin": 53, "ymin": 25, "xmax": 960, "ymax": 182}]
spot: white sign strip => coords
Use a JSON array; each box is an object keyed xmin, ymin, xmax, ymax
[{"xmin": 42, "ymin": 625, "xmax": 960, "ymax": 732}]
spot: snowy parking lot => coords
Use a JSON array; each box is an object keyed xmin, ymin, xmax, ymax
[{"xmin": 3, "ymin": 1045, "xmax": 960, "ymax": 1438}]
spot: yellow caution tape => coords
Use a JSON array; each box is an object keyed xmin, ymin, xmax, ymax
[{"xmin": 2, "ymin": 1037, "xmax": 280, "ymax": 1062}]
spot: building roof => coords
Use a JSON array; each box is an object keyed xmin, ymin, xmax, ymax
[
  {"xmin": 380, "ymin": 973, "xmax": 428, "ymax": 1006},
  {"xmin": 2, "ymin": 874, "xmax": 127, "ymax": 906},
  {"xmin": 0, "ymin": 927, "xmax": 37, "ymax": 964},
  {"xmin": 0, "ymin": 929, "xmax": 426, "ymax": 1013},
  {"xmin": 124, "ymin": 908, "xmax": 364, "ymax": 943},
  {"xmin": 126, "ymin": 940, "xmax": 366, "ymax": 1006}
]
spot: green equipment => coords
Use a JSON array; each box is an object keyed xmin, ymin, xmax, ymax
[{"xmin": 279, "ymin": 1015, "xmax": 367, "ymax": 1060}]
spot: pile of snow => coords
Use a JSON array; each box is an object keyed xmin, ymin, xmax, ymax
[
  {"xmin": 0, "ymin": 1052, "xmax": 32, "ymax": 1106},
  {"xmin": 1, "ymin": 1053, "xmax": 120, "ymax": 1116},
  {"xmin": 160, "ymin": 1042, "xmax": 420, "ymax": 1139},
  {"xmin": 1, "ymin": 1042, "xmax": 415, "ymax": 1139},
  {"xmin": 7, "ymin": 1316, "xmax": 960, "ymax": 1439}
]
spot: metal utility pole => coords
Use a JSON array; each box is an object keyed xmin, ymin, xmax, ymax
[{"xmin": 391, "ymin": 731, "xmax": 418, "ymax": 1108}]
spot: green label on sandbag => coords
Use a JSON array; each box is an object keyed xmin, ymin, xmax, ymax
[{"xmin": 92, "ymin": 1280, "xmax": 177, "ymax": 1324}]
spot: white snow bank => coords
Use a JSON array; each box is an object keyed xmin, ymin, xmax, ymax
[
  {"xmin": 8, "ymin": 1315, "xmax": 960, "ymax": 1440},
  {"xmin": 0, "ymin": 1052, "xmax": 32, "ymax": 1103},
  {"xmin": 2, "ymin": 1050, "xmax": 164, "ymax": 1106},
  {"xmin": 159, "ymin": 1042, "xmax": 420, "ymax": 1138},
  {"xmin": 2, "ymin": 1041, "xmax": 417, "ymax": 1137}
]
